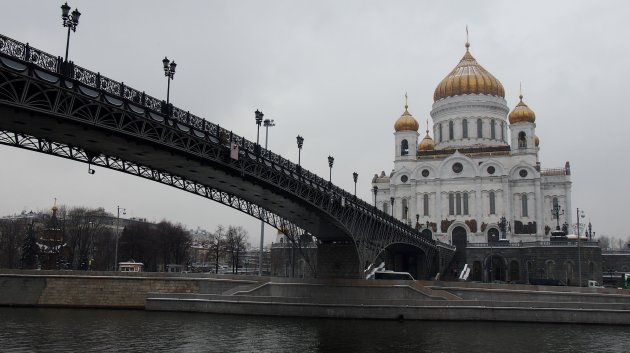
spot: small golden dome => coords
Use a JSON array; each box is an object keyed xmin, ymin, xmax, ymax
[
  {"xmin": 394, "ymin": 98, "xmax": 419, "ymax": 132},
  {"xmin": 534, "ymin": 134, "xmax": 540, "ymax": 147},
  {"xmin": 434, "ymin": 42, "xmax": 505, "ymax": 102},
  {"xmin": 509, "ymin": 95, "xmax": 536, "ymax": 124},
  {"xmin": 418, "ymin": 129, "xmax": 434, "ymax": 151}
]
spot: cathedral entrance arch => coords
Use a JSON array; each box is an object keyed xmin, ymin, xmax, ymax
[
  {"xmin": 451, "ymin": 226, "xmax": 468, "ymax": 277},
  {"xmin": 487, "ymin": 228, "xmax": 499, "ymax": 243}
]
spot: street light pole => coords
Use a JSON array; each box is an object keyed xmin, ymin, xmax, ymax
[
  {"xmin": 352, "ymin": 172, "xmax": 358, "ymax": 197},
  {"xmin": 162, "ymin": 57, "xmax": 177, "ymax": 109},
  {"xmin": 577, "ymin": 208, "xmax": 585, "ymax": 287},
  {"xmin": 255, "ymin": 110, "xmax": 263, "ymax": 154},
  {"xmin": 61, "ymin": 3, "xmax": 81, "ymax": 63},
  {"xmin": 372, "ymin": 185, "xmax": 378, "ymax": 208},
  {"xmin": 258, "ymin": 118, "xmax": 275, "ymax": 276},
  {"xmin": 114, "ymin": 205, "xmax": 126, "ymax": 271},
  {"xmin": 327, "ymin": 156, "xmax": 334, "ymax": 184},
  {"xmin": 390, "ymin": 197, "xmax": 395, "ymax": 219}
]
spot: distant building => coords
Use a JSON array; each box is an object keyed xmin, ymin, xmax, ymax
[{"xmin": 118, "ymin": 260, "xmax": 143, "ymax": 272}]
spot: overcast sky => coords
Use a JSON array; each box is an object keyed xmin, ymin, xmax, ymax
[{"xmin": 1, "ymin": 1, "xmax": 628, "ymax": 245}]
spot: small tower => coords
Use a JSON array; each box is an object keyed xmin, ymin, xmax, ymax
[
  {"xmin": 394, "ymin": 93, "xmax": 419, "ymax": 161},
  {"xmin": 508, "ymin": 93, "xmax": 537, "ymax": 155}
]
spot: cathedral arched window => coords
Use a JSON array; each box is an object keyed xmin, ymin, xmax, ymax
[
  {"xmin": 518, "ymin": 131, "xmax": 527, "ymax": 149},
  {"xmin": 500, "ymin": 121, "xmax": 504, "ymax": 142},
  {"xmin": 423, "ymin": 194, "xmax": 429, "ymax": 216},
  {"xmin": 449, "ymin": 121, "xmax": 454, "ymax": 140},
  {"xmin": 448, "ymin": 193, "xmax": 454, "ymax": 215},
  {"xmin": 552, "ymin": 197, "xmax": 559, "ymax": 219},
  {"xmin": 463, "ymin": 192, "xmax": 469, "ymax": 215},
  {"xmin": 477, "ymin": 119, "xmax": 483, "ymax": 138},
  {"xmin": 439, "ymin": 123, "xmax": 443, "ymax": 142},
  {"xmin": 402, "ymin": 199, "xmax": 408, "ymax": 220},
  {"xmin": 456, "ymin": 193, "xmax": 462, "ymax": 215},
  {"xmin": 522, "ymin": 194, "xmax": 528, "ymax": 217},
  {"xmin": 401, "ymin": 139, "xmax": 409, "ymax": 156},
  {"xmin": 489, "ymin": 192, "xmax": 496, "ymax": 215},
  {"xmin": 491, "ymin": 120, "xmax": 496, "ymax": 139},
  {"xmin": 462, "ymin": 119, "xmax": 468, "ymax": 138}
]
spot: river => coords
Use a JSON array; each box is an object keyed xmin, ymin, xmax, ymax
[{"xmin": 0, "ymin": 307, "xmax": 628, "ymax": 352}]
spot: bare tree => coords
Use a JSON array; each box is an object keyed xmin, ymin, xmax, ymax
[
  {"xmin": 226, "ymin": 226, "xmax": 248, "ymax": 274},
  {"xmin": 209, "ymin": 225, "xmax": 227, "ymax": 274}
]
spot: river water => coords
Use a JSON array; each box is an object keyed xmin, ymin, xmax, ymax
[{"xmin": 0, "ymin": 307, "xmax": 628, "ymax": 352}]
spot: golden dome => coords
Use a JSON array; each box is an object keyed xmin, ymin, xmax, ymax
[
  {"xmin": 418, "ymin": 129, "xmax": 434, "ymax": 151},
  {"xmin": 394, "ymin": 99, "xmax": 419, "ymax": 132},
  {"xmin": 509, "ymin": 95, "xmax": 536, "ymax": 124},
  {"xmin": 434, "ymin": 42, "xmax": 505, "ymax": 102},
  {"xmin": 534, "ymin": 134, "xmax": 540, "ymax": 147}
]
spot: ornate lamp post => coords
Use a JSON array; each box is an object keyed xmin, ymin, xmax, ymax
[
  {"xmin": 551, "ymin": 202, "xmax": 565, "ymax": 233},
  {"xmin": 352, "ymin": 172, "xmax": 358, "ymax": 197},
  {"xmin": 390, "ymin": 197, "xmax": 395, "ymax": 218},
  {"xmin": 296, "ymin": 135, "xmax": 304, "ymax": 167},
  {"xmin": 61, "ymin": 3, "xmax": 81, "ymax": 63},
  {"xmin": 327, "ymin": 156, "xmax": 334, "ymax": 184},
  {"xmin": 577, "ymin": 208, "xmax": 585, "ymax": 287},
  {"xmin": 372, "ymin": 185, "xmax": 378, "ymax": 208},
  {"xmin": 254, "ymin": 110, "xmax": 264, "ymax": 153},
  {"xmin": 162, "ymin": 57, "xmax": 177, "ymax": 108},
  {"xmin": 114, "ymin": 205, "xmax": 126, "ymax": 271},
  {"xmin": 258, "ymin": 117, "xmax": 275, "ymax": 276}
]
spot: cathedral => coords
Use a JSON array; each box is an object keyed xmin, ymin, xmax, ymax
[{"xmin": 372, "ymin": 40, "xmax": 576, "ymax": 278}]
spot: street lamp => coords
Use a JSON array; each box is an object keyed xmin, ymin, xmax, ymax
[
  {"xmin": 258, "ymin": 117, "xmax": 275, "ymax": 276},
  {"xmin": 551, "ymin": 202, "xmax": 564, "ymax": 232},
  {"xmin": 372, "ymin": 185, "xmax": 378, "ymax": 208},
  {"xmin": 114, "ymin": 205, "xmax": 126, "ymax": 271},
  {"xmin": 255, "ymin": 110, "xmax": 264, "ymax": 154},
  {"xmin": 577, "ymin": 208, "xmax": 585, "ymax": 287},
  {"xmin": 61, "ymin": 2, "xmax": 81, "ymax": 63},
  {"xmin": 352, "ymin": 172, "xmax": 358, "ymax": 197},
  {"xmin": 162, "ymin": 57, "xmax": 177, "ymax": 109},
  {"xmin": 327, "ymin": 156, "xmax": 334, "ymax": 184},
  {"xmin": 296, "ymin": 135, "xmax": 304, "ymax": 167},
  {"xmin": 390, "ymin": 197, "xmax": 395, "ymax": 218}
]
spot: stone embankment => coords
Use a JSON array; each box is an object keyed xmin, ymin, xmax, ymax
[{"xmin": 2, "ymin": 270, "xmax": 629, "ymax": 324}]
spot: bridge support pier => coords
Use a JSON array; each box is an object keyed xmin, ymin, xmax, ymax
[{"xmin": 316, "ymin": 241, "xmax": 360, "ymax": 279}]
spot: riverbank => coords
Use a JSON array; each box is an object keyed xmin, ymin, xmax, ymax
[{"xmin": 1, "ymin": 270, "xmax": 629, "ymax": 324}]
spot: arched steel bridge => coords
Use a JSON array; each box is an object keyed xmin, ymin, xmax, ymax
[{"xmin": 0, "ymin": 34, "xmax": 454, "ymax": 278}]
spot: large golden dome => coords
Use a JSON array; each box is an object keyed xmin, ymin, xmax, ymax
[
  {"xmin": 508, "ymin": 95, "xmax": 536, "ymax": 124},
  {"xmin": 418, "ymin": 129, "xmax": 434, "ymax": 151},
  {"xmin": 394, "ymin": 103, "xmax": 419, "ymax": 132},
  {"xmin": 434, "ymin": 42, "xmax": 505, "ymax": 102}
]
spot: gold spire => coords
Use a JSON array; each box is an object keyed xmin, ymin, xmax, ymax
[
  {"xmin": 509, "ymin": 93, "xmax": 536, "ymax": 124},
  {"xmin": 418, "ymin": 119, "xmax": 434, "ymax": 151},
  {"xmin": 465, "ymin": 25, "xmax": 470, "ymax": 50},
  {"xmin": 394, "ymin": 93, "xmax": 419, "ymax": 132}
]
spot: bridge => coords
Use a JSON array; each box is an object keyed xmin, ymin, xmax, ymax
[{"xmin": 0, "ymin": 34, "xmax": 455, "ymax": 279}]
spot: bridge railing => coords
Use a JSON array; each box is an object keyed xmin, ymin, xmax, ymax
[{"xmin": 0, "ymin": 33, "xmax": 436, "ymax": 247}]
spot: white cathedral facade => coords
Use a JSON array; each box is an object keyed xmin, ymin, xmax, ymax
[{"xmin": 372, "ymin": 41, "xmax": 572, "ymax": 249}]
